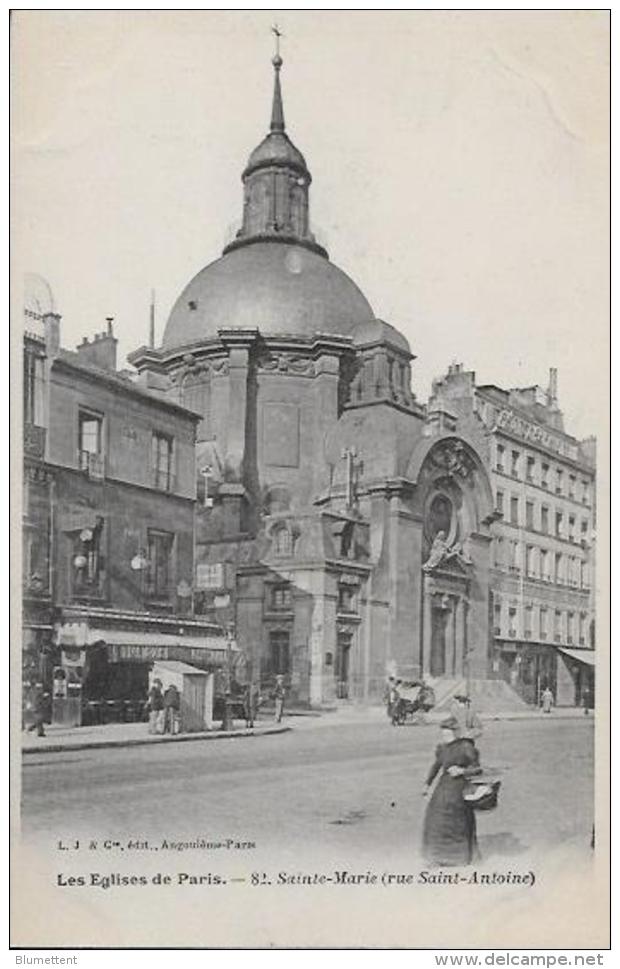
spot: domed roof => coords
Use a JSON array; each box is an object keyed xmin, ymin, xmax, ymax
[
  {"xmin": 352, "ymin": 319, "xmax": 411, "ymax": 354},
  {"xmin": 244, "ymin": 131, "xmax": 308, "ymax": 178},
  {"xmin": 162, "ymin": 241, "xmax": 375, "ymax": 349}
]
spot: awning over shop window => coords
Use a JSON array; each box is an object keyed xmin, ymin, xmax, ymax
[
  {"xmin": 557, "ymin": 647, "xmax": 596, "ymax": 667},
  {"xmin": 84, "ymin": 628, "xmax": 235, "ymax": 665}
]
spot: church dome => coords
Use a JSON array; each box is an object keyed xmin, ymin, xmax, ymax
[{"xmin": 162, "ymin": 241, "xmax": 374, "ymax": 348}]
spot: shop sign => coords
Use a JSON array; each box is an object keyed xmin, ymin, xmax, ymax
[
  {"xmin": 108, "ymin": 644, "xmax": 170, "ymax": 663},
  {"xmin": 57, "ymin": 622, "xmax": 89, "ymax": 647},
  {"xmin": 196, "ymin": 563, "xmax": 224, "ymax": 590},
  {"xmin": 491, "ymin": 408, "xmax": 578, "ymax": 461}
]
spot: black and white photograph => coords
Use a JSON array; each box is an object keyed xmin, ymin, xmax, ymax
[{"xmin": 11, "ymin": 9, "xmax": 610, "ymax": 950}]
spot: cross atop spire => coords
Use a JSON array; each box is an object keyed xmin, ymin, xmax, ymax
[
  {"xmin": 271, "ymin": 23, "xmax": 283, "ymax": 59},
  {"xmin": 270, "ymin": 25, "xmax": 285, "ymax": 132}
]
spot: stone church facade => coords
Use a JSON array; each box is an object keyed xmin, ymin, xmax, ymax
[{"xmin": 129, "ymin": 54, "xmax": 497, "ymax": 705}]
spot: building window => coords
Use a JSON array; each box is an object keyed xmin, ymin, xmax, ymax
[
  {"xmin": 493, "ymin": 598, "xmax": 502, "ymax": 635},
  {"xmin": 540, "ymin": 548, "xmax": 550, "ymax": 580},
  {"xmin": 526, "ymin": 545, "xmax": 537, "ymax": 578},
  {"xmin": 555, "ymin": 511, "xmax": 563, "ymax": 539},
  {"xmin": 568, "ymin": 514, "xmax": 575, "ymax": 542},
  {"xmin": 524, "ymin": 605, "xmax": 533, "ymax": 639},
  {"xmin": 78, "ymin": 410, "xmax": 104, "ymax": 476},
  {"xmin": 581, "ymin": 518, "xmax": 589, "ymax": 541},
  {"xmin": 23, "ymin": 351, "xmax": 45, "ymax": 425},
  {"xmin": 554, "ymin": 610, "xmax": 563, "ymax": 642},
  {"xmin": 525, "ymin": 500, "xmax": 534, "ymax": 529},
  {"xmin": 582, "ymin": 480, "xmax": 590, "ymax": 505},
  {"xmin": 541, "ymin": 505, "xmax": 549, "ymax": 534},
  {"xmin": 152, "ymin": 432, "xmax": 174, "ymax": 491},
  {"xmin": 509, "ymin": 541, "xmax": 520, "ymax": 573},
  {"xmin": 269, "ymin": 584, "xmax": 292, "ymax": 611},
  {"xmin": 567, "ymin": 612, "xmax": 575, "ymax": 644},
  {"xmin": 580, "ymin": 560, "xmax": 589, "ymax": 589},
  {"xmin": 555, "ymin": 469, "xmax": 563, "ymax": 495},
  {"xmin": 539, "ymin": 607, "xmax": 548, "ymax": 640},
  {"xmin": 511, "ymin": 450, "xmax": 520, "ymax": 477},
  {"xmin": 495, "ymin": 443, "xmax": 505, "ymax": 473},
  {"xmin": 510, "ymin": 496, "xmax": 519, "ymax": 525},
  {"xmin": 494, "ymin": 537, "xmax": 504, "ymax": 569},
  {"xmin": 72, "ymin": 518, "xmax": 105, "ymax": 595},
  {"xmin": 569, "ymin": 475, "xmax": 576, "ymax": 499},
  {"xmin": 338, "ymin": 584, "xmax": 356, "ymax": 613},
  {"xmin": 273, "ymin": 525, "xmax": 293, "ymax": 557},
  {"xmin": 495, "ymin": 490, "xmax": 504, "ymax": 516},
  {"xmin": 526, "ymin": 455, "xmax": 536, "ymax": 483},
  {"xmin": 554, "ymin": 553, "xmax": 564, "ymax": 584},
  {"xmin": 579, "ymin": 612, "xmax": 587, "ymax": 645},
  {"xmin": 508, "ymin": 607, "xmax": 517, "ymax": 637},
  {"xmin": 146, "ymin": 530, "xmax": 174, "ymax": 599},
  {"xmin": 268, "ymin": 631, "xmax": 290, "ymax": 676},
  {"xmin": 541, "ymin": 463, "xmax": 549, "ymax": 489}
]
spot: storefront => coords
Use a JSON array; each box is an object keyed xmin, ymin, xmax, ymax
[{"xmin": 54, "ymin": 613, "xmax": 235, "ymax": 725}]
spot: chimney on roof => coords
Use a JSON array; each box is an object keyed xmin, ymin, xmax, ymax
[
  {"xmin": 547, "ymin": 367, "xmax": 558, "ymax": 407},
  {"xmin": 76, "ymin": 318, "xmax": 118, "ymax": 371}
]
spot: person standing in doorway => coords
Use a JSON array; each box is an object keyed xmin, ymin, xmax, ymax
[
  {"xmin": 272, "ymin": 675, "xmax": 286, "ymax": 723},
  {"xmin": 148, "ymin": 678, "xmax": 165, "ymax": 734}
]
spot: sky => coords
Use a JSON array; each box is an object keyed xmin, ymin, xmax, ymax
[{"xmin": 12, "ymin": 10, "xmax": 609, "ymax": 440}]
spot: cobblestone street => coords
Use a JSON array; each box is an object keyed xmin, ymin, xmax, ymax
[{"xmin": 21, "ymin": 714, "xmax": 594, "ymax": 864}]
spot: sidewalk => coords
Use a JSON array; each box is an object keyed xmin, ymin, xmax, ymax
[
  {"xmin": 21, "ymin": 719, "xmax": 290, "ymax": 755},
  {"xmin": 21, "ymin": 704, "xmax": 592, "ymax": 754}
]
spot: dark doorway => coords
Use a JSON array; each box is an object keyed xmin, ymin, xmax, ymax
[
  {"xmin": 336, "ymin": 632, "xmax": 352, "ymax": 699},
  {"xmin": 430, "ymin": 607, "xmax": 448, "ymax": 677}
]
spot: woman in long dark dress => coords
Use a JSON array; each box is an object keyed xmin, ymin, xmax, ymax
[{"xmin": 422, "ymin": 716, "xmax": 481, "ymax": 866}]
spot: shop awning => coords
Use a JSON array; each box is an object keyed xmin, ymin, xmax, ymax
[
  {"xmin": 557, "ymin": 647, "xmax": 596, "ymax": 667},
  {"xmin": 84, "ymin": 627, "xmax": 236, "ymax": 664}
]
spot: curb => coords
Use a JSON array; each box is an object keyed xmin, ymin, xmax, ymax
[{"xmin": 22, "ymin": 724, "xmax": 291, "ymax": 755}]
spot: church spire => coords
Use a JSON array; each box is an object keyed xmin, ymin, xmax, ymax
[
  {"xmin": 223, "ymin": 34, "xmax": 327, "ymax": 259},
  {"xmin": 270, "ymin": 55, "xmax": 285, "ymax": 132},
  {"xmin": 270, "ymin": 25, "xmax": 285, "ymax": 133}
]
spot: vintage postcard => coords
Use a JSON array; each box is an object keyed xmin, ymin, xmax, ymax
[{"xmin": 11, "ymin": 10, "xmax": 610, "ymax": 949}]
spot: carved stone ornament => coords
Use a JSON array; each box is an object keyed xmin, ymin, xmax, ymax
[
  {"xmin": 170, "ymin": 357, "xmax": 229, "ymax": 384},
  {"xmin": 423, "ymin": 532, "xmax": 473, "ymax": 573},
  {"xmin": 257, "ymin": 352, "xmax": 315, "ymax": 376},
  {"xmin": 428, "ymin": 441, "xmax": 476, "ymax": 480}
]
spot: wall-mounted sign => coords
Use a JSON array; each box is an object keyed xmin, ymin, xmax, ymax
[
  {"xmin": 213, "ymin": 593, "xmax": 231, "ymax": 609},
  {"xmin": 196, "ymin": 563, "xmax": 224, "ymax": 590},
  {"xmin": 491, "ymin": 408, "xmax": 578, "ymax": 462}
]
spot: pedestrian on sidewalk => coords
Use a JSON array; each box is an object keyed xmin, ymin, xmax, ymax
[
  {"xmin": 272, "ymin": 675, "xmax": 286, "ymax": 723},
  {"xmin": 163, "ymin": 683, "xmax": 181, "ymax": 734},
  {"xmin": 148, "ymin": 679, "xmax": 165, "ymax": 734},
  {"xmin": 244, "ymin": 681, "xmax": 260, "ymax": 728},
  {"xmin": 27, "ymin": 684, "xmax": 47, "ymax": 737},
  {"xmin": 450, "ymin": 694, "xmax": 483, "ymax": 744},
  {"xmin": 541, "ymin": 686, "xmax": 554, "ymax": 714}
]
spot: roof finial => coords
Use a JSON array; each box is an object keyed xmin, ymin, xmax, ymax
[{"xmin": 270, "ymin": 24, "xmax": 285, "ymax": 132}]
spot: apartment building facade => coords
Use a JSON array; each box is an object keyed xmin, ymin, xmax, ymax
[
  {"xmin": 429, "ymin": 365, "xmax": 596, "ymax": 706},
  {"xmin": 22, "ymin": 298, "xmax": 228, "ymax": 725}
]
